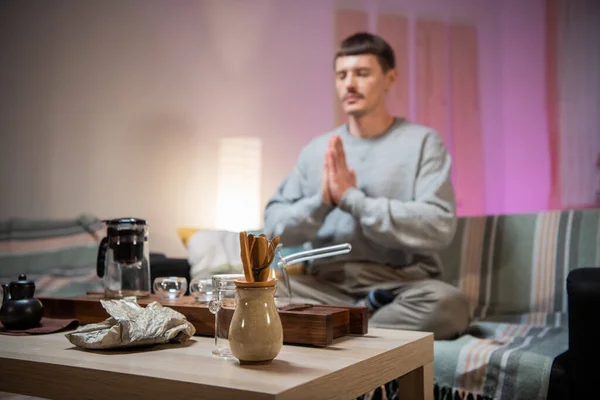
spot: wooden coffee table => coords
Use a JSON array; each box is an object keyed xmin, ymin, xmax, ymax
[{"xmin": 0, "ymin": 328, "xmax": 433, "ymax": 400}]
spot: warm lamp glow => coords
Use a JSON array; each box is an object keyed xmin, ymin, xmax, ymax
[{"xmin": 215, "ymin": 137, "xmax": 262, "ymax": 232}]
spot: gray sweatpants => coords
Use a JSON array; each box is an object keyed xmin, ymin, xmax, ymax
[{"xmin": 277, "ymin": 261, "xmax": 471, "ymax": 340}]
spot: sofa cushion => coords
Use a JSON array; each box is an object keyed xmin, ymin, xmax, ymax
[
  {"xmin": 187, "ymin": 229, "xmax": 306, "ymax": 280},
  {"xmin": 440, "ymin": 209, "xmax": 600, "ymax": 319},
  {"xmin": 434, "ymin": 317, "xmax": 568, "ymax": 400}
]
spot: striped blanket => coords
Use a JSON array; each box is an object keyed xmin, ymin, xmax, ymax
[
  {"xmin": 358, "ymin": 209, "xmax": 598, "ymax": 400},
  {"xmin": 0, "ymin": 214, "xmax": 105, "ymax": 297},
  {"xmin": 432, "ymin": 208, "xmax": 600, "ymax": 399},
  {"xmin": 434, "ymin": 316, "xmax": 567, "ymax": 400}
]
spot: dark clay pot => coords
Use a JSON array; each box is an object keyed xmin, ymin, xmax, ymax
[{"xmin": 0, "ymin": 274, "xmax": 44, "ymax": 330}]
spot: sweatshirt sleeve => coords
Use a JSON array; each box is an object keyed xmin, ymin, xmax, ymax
[
  {"xmin": 263, "ymin": 145, "xmax": 333, "ymax": 246},
  {"xmin": 338, "ymin": 132, "xmax": 457, "ymax": 252}
]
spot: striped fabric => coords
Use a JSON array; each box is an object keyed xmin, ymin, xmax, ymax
[
  {"xmin": 0, "ymin": 214, "xmax": 105, "ymax": 297},
  {"xmin": 434, "ymin": 322, "xmax": 566, "ymax": 400},
  {"xmin": 440, "ymin": 208, "xmax": 600, "ymax": 319},
  {"xmin": 433, "ymin": 208, "xmax": 600, "ymax": 400}
]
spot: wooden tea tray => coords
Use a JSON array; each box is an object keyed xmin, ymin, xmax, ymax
[{"xmin": 38, "ymin": 294, "xmax": 368, "ymax": 347}]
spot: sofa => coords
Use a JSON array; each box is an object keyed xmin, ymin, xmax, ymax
[
  {"xmin": 432, "ymin": 207, "xmax": 599, "ymax": 399},
  {"xmin": 1, "ymin": 209, "xmax": 598, "ymax": 400},
  {"xmin": 172, "ymin": 208, "xmax": 600, "ymax": 400},
  {"xmin": 0, "ymin": 215, "xmax": 190, "ymax": 298},
  {"xmin": 0, "ymin": 215, "xmax": 106, "ymax": 298}
]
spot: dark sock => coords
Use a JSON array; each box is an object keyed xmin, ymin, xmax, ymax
[
  {"xmin": 371, "ymin": 288, "xmax": 395, "ymax": 306},
  {"xmin": 358, "ymin": 289, "xmax": 395, "ymax": 314}
]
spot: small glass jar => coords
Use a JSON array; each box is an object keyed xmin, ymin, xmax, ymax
[{"xmin": 208, "ymin": 274, "xmax": 244, "ymax": 359}]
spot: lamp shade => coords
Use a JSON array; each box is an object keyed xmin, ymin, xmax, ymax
[{"xmin": 215, "ymin": 137, "xmax": 262, "ymax": 232}]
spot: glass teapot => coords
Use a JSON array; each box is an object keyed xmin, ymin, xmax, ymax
[{"xmin": 96, "ymin": 218, "xmax": 151, "ymax": 299}]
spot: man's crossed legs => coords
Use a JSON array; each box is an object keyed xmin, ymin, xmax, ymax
[{"xmin": 277, "ymin": 262, "xmax": 470, "ymax": 340}]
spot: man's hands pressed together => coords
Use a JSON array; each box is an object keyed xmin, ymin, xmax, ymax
[{"xmin": 322, "ymin": 135, "xmax": 357, "ymax": 206}]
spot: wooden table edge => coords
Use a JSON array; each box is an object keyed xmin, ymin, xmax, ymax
[
  {"xmin": 0, "ymin": 330, "xmax": 434, "ymax": 400},
  {"xmin": 275, "ymin": 332, "xmax": 434, "ymax": 400},
  {"xmin": 0, "ymin": 358, "xmax": 274, "ymax": 400}
]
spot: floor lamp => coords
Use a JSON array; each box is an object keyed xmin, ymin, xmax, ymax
[{"xmin": 215, "ymin": 137, "xmax": 262, "ymax": 232}]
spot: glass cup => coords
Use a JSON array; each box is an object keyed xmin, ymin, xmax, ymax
[
  {"xmin": 189, "ymin": 278, "xmax": 213, "ymax": 302},
  {"xmin": 153, "ymin": 276, "xmax": 187, "ymax": 300},
  {"xmin": 208, "ymin": 273, "xmax": 244, "ymax": 359},
  {"xmin": 272, "ymin": 250, "xmax": 291, "ymax": 309}
]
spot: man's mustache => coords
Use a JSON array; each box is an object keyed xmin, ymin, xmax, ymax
[{"xmin": 343, "ymin": 91, "xmax": 364, "ymax": 100}]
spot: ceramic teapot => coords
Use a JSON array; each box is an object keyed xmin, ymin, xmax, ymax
[{"xmin": 0, "ymin": 274, "xmax": 44, "ymax": 329}]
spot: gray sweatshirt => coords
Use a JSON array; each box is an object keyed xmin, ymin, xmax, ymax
[{"xmin": 263, "ymin": 118, "xmax": 457, "ymax": 277}]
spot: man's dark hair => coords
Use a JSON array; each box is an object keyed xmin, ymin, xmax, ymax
[{"xmin": 335, "ymin": 32, "xmax": 395, "ymax": 72}]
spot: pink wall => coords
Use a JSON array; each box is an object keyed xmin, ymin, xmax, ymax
[
  {"xmin": 0, "ymin": 0, "xmax": 555, "ymax": 255},
  {"xmin": 499, "ymin": 0, "xmax": 551, "ymax": 214},
  {"xmin": 0, "ymin": 0, "xmax": 338, "ymax": 256},
  {"xmin": 342, "ymin": 0, "xmax": 551, "ymax": 216}
]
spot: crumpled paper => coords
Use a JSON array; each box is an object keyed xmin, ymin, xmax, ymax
[{"xmin": 65, "ymin": 299, "xmax": 196, "ymax": 350}]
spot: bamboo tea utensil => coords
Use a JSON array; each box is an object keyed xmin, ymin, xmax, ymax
[
  {"xmin": 258, "ymin": 234, "xmax": 269, "ymax": 265},
  {"xmin": 239, "ymin": 232, "xmax": 280, "ymax": 283},
  {"xmin": 239, "ymin": 232, "xmax": 253, "ymax": 282},
  {"xmin": 247, "ymin": 235, "xmax": 256, "ymax": 263},
  {"xmin": 266, "ymin": 236, "xmax": 279, "ymax": 268},
  {"xmin": 250, "ymin": 235, "xmax": 264, "ymax": 282},
  {"xmin": 254, "ymin": 235, "xmax": 267, "ymax": 271},
  {"xmin": 270, "ymin": 236, "xmax": 280, "ymax": 255},
  {"xmin": 258, "ymin": 239, "xmax": 272, "ymax": 282},
  {"xmin": 256, "ymin": 236, "xmax": 280, "ymax": 282}
]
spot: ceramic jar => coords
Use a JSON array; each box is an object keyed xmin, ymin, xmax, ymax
[{"xmin": 228, "ymin": 279, "xmax": 283, "ymax": 365}]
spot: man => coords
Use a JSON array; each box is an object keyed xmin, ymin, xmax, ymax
[{"xmin": 263, "ymin": 32, "xmax": 470, "ymax": 340}]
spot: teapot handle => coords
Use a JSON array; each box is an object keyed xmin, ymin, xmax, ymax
[
  {"xmin": 96, "ymin": 237, "xmax": 108, "ymax": 278},
  {"xmin": 1, "ymin": 283, "xmax": 9, "ymax": 303}
]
